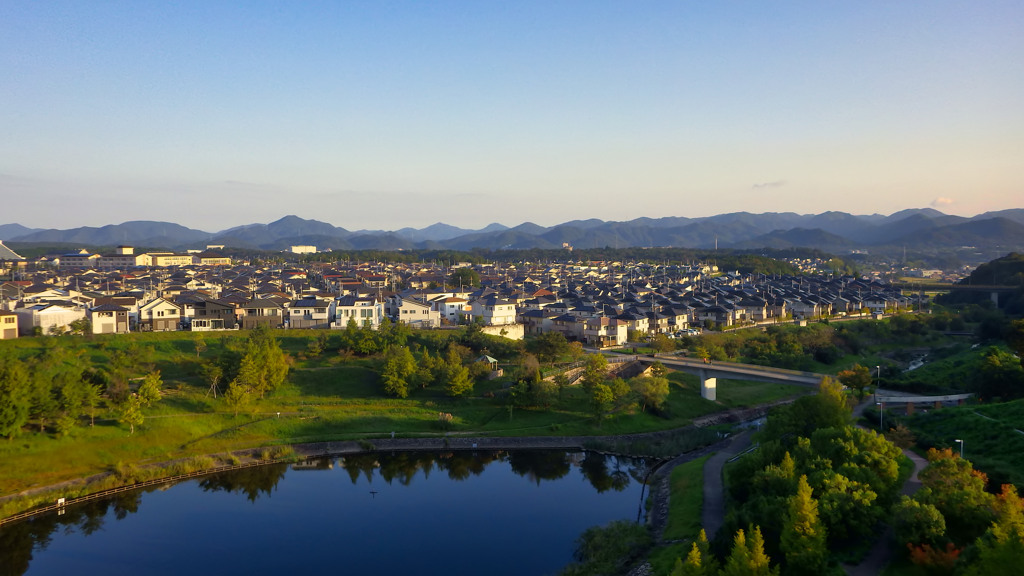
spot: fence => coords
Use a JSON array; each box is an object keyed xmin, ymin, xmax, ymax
[{"xmin": 0, "ymin": 459, "xmax": 277, "ymax": 527}]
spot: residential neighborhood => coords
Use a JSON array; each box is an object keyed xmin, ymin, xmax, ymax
[{"xmin": 0, "ymin": 246, "xmax": 919, "ymax": 342}]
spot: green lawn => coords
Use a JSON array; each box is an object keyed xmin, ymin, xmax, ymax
[{"xmin": 663, "ymin": 455, "xmax": 709, "ymax": 540}]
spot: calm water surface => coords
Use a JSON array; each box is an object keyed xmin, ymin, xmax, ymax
[{"xmin": 3, "ymin": 450, "xmax": 650, "ymax": 576}]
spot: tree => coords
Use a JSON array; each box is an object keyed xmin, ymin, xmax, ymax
[
  {"xmin": 650, "ymin": 361, "xmax": 667, "ymax": 378},
  {"xmin": 194, "ymin": 333, "xmax": 207, "ymax": 358},
  {"xmin": 721, "ymin": 526, "xmax": 777, "ymax": 576},
  {"xmin": 650, "ymin": 333, "xmax": 675, "ymax": 353},
  {"xmin": 916, "ymin": 448, "xmax": 996, "ymax": 544},
  {"xmin": 581, "ymin": 353, "xmax": 608, "ymax": 393},
  {"xmin": 964, "ymin": 484, "xmax": 1024, "ymax": 575},
  {"xmin": 444, "ymin": 348, "xmax": 473, "ymax": 397},
  {"xmin": 223, "ymin": 380, "xmax": 253, "ymax": 417},
  {"xmin": 527, "ymin": 332, "xmax": 570, "ymax": 364},
  {"xmin": 590, "ymin": 383, "xmax": 614, "ymax": 421},
  {"xmin": 117, "ymin": 394, "xmax": 144, "ymax": 435},
  {"xmin": 137, "ymin": 371, "xmax": 162, "ymax": 407},
  {"xmin": 68, "ymin": 317, "xmax": 92, "ymax": 336},
  {"xmin": 780, "ymin": 475, "xmax": 827, "ymax": 576},
  {"xmin": 674, "ymin": 528, "xmax": 719, "ymax": 576},
  {"xmin": 381, "ymin": 346, "xmax": 416, "ymax": 398},
  {"xmin": 554, "ymin": 373, "xmax": 569, "ymax": 401},
  {"xmin": 630, "ymin": 376, "xmax": 670, "ymax": 413},
  {"xmin": 235, "ymin": 325, "xmax": 290, "ymax": 399},
  {"xmin": 892, "ymin": 496, "xmax": 947, "ymax": 547},
  {"xmin": 0, "ymin": 351, "xmax": 32, "ymax": 439},
  {"xmin": 567, "ymin": 341, "xmax": 585, "ymax": 362},
  {"xmin": 837, "ymin": 364, "xmax": 873, "ymax": 401},
  {"xmin": 448, "ymin": 267, "xmax": 480, "ymax": 288},
  {"xmin": 762, "ymin": 377, "xmax": 851, "ymax": 441}
]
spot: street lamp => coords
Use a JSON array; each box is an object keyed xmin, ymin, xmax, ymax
[
  {"xmin": 876, "ymin": 402, "xmax": 884, "ymax": 431},
  {"xmin": 955, "ymin": 439, "xmax": 964, "ymax": 458},
  {"xmin": 875, "ymin": 365, "xmax": 881, "ymax": 392}
]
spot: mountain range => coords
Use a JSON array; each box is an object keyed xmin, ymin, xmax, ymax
[{"xmin": 3, "ymin": 209, "xmax": 1024, "ymax": 255}]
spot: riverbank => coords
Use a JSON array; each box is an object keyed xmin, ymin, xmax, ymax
[{"xmin": 0, "ymin": 400, "xmax": 788, "ymax": 524}]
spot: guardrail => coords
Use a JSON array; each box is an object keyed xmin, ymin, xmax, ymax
[{"xmin": 0, "ymin": 459, "xmax": 278, "ymax": 527}]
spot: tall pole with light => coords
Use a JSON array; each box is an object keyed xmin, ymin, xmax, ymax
[
  {"xmin": 875, "ymin": 365, "xmax": 881, "ymax": 393},
  {"xmin": 955, "ymin": 439, "xmax": 964, "ymax": 458}
]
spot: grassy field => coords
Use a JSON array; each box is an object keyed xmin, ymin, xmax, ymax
[
  {"xmin": 900, "ymin": 399, "xmax": 1024, "ymax": 488},
  {"xmin": 0, "ymin": 331, "xmax": 808, "ymax": 501}
]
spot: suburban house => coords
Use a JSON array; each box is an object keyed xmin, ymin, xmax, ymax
[
  {"xmin": 333, "ymin": 295, "xmax": 385, "ymax": 329},
  {"xmin": 582, "ymin": 317, "xmax": 627, "ymax": 348},
  {"xmin": 392, "ymin": 296, "xmax": 439, "ymax": 328},
  {"xmin": 138, "ymin": 298, "xmax": 182, "ymax": 331},
  {"xmin": 191, "ymin": 299, "xmax": 238, "ymax": 331},
  {"xmin": 89, "ymin": 304, "xmax": 131, "ymax": 334},
  {"xmin": 465, "ymin": 295, "xmax": 517, "ymax": 326},
  {"xmin": 240, "ymin": 298, "xmax": 285, "ymax": 330},
  {"xmin": 288, "ymin": 297, "xmax": 331, "ymax": 329},
  {"xmin": 431, "ymin": 296, "xmax": 468, "ymax": 325},
  {"xmin": 13, "ymin": 302, "xmax": 86, "ymax": 335},
  {"xmin": 0, "ymin": 311, "xmax": 18, "ymax": 339}
]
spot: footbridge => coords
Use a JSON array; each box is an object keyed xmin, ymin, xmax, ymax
[{"xmin": 638, "ymin": 354, "xmax": 828, "ymax": 401}]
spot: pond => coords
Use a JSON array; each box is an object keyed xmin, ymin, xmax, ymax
[{"xmin": 2, "ymin": 450, "xmax": 652, "ymax": 576}]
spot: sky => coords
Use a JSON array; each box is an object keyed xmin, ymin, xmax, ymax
[{"xmin": 2, "ymin": 1, "xmax": 1022, "ymax": 233}]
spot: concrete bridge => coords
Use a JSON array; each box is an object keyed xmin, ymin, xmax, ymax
[
  {"xmin": 638, "ymin": 354, "xmax": 828, "ymax": 401},
  {"xmin": 874, "ymin": 392, "xmax": 973, "ymax": 414}
]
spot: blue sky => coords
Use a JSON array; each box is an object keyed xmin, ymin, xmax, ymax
[{"xmin": 2, "ymin": 1, "xmax": 1022, "ymax": 232}]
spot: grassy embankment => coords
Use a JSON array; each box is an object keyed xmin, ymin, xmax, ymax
[
  {"xmin": 647, "ymin": 456, "xmax": 709, "ymax": 574},
  {"xmin": 0, "ymin": 331, "xmax": 805, "ymax": 513}
]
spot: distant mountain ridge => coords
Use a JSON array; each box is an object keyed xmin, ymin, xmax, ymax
[{"xmin": 2, "ymin": 209, "xmax": 1024, "ymax": 254}]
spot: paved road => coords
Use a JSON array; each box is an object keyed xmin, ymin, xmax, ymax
[{"xmin": 702, "ymin": 429, "xmax": 754, "ymax": 539}]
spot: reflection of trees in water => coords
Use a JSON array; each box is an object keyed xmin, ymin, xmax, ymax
[
  {"xmin": 378, "ymin": 452, "xmax": 438, "ymax": 486},
  {"xmin": 509, "ymin": 450, "xmax": 572, "ymax": 485},
  {"xmin": 0, "ymin": 490, "xmax": 150, "ymax": 576},
  {"xmin": 198, "ymin": 463, "xmax": 288, "ymax": 502},
  {"xmin": 340, "ymin": 452, "xmax": 380, "ymax": 485},
  {"xmin": 2, "ymin": 450, "xmax": 650, "ymax": 576},
  {"xmin": 435, "ymin": 451, "xmax": 501, "ymax": 481},
  {"xmin": 337, "ymin": 450, "xmax": 645, "ymax": 493},
  {"xmin": 339, "ymin": 451, "xmax": 504, "ymax": 485},
  {"xmin": 579, "ymin": 452, "xmax": 635, "ymax": 493}
]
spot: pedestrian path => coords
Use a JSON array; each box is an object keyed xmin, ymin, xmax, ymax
[{"xmin": 702, "ymin": 430, "xmax": 753, "ymax": 539}]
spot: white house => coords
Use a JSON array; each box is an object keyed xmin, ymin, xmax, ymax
[
  {"xmin": 333, "ymin": 295, "xmax": 385, "ymax": 329},
  {"xmin": 465, "ymin": 295, "xmax": 517, "ymax": 326},
  {"xmin": 14, "ymin": 303, "xmax": 86, "ymax": 335}
]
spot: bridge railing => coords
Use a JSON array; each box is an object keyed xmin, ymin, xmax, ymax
[{"xmin": 651, "ymin": 354, "xmax": 827, "ymax": 381}]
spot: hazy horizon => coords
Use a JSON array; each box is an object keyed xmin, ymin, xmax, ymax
[{"xmin": 2, "ymin": 206, "xmax": 1020, "ymax": 237}]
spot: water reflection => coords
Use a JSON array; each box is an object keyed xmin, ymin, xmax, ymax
[
  {"xmin": 198, "ymin": 462, "xmax": 288, "ymax": 502},
  {"xmin": 0, "ymin": 450, "xmax": 650, "ymax": 576}
]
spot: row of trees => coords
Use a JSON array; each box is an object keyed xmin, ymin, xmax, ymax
[{"xmin": 0, "ymin": 342, "xmax": 163, "ymax": 438}]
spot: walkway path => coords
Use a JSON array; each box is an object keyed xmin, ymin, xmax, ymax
[
  {"xmin": 843, "ymin": 399, "xmax": 930, "ymax": 576},
  {"xmin": 701, "ymin": 430, "xmax": 754, "ymax": 540}
]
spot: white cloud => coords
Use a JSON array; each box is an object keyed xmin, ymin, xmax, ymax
[
  {"xmin": 752, "ymin": 180, "xmax": 787, "ymax": 189},
  {"xmin": 930, "ymin": 197, "xmax": 955, "ymax": 207}
]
